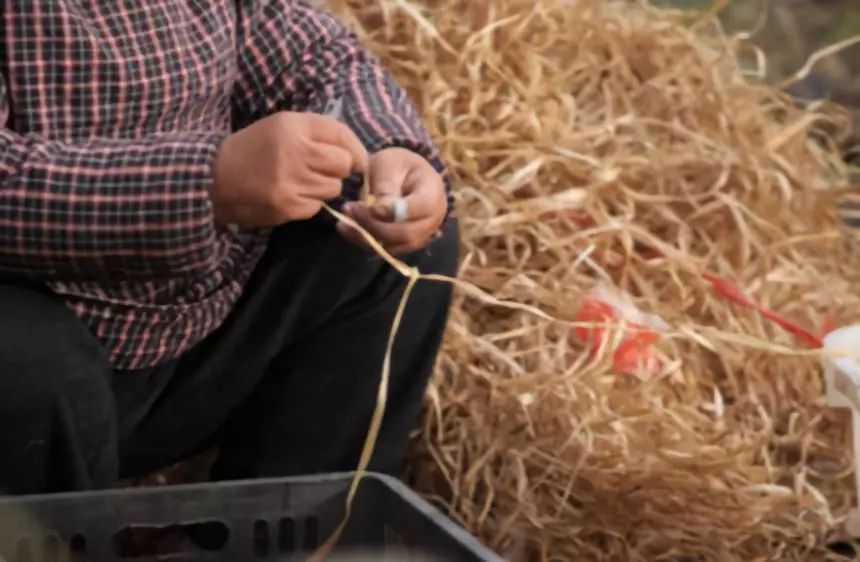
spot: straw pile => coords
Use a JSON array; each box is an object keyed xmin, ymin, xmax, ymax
[{"xmin": 327, "ymin": 0, "xmax": 860, "ymax": 559}]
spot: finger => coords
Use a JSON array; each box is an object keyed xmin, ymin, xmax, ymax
[
  {"xmin": 368, "ymin": 151, "xmax": 410, "ymax": 201},
  {"xmin": 299, "ymin": 173, "xmax": 343, "ymax": 201},
  {"xmin": 308, "ymin": 144, "xmax": 353, "ymax": 179},
  {"xmin": 388, "ymin": 241, "xmax": 426, "ymax": 256},
  {"xmin": 345, "ymin": 203, "xmax": 437, "ymax": 250},
  {"xmin": 335, "ymin": 221, "xmax": 370, "ymax": 249},
  {"xmin": 346, "ymin": 203, "xmax": 412, "ymax": 246},
  {"xmin": 287, "ymin": 198, "xmax": 324, "ymax": 222},
  {"xmin": 310, "ymin": 118, "xmax": 368, "ymax": 173},
  {"xmin": 372, "ymin": 166, "xmax": 445, "ymax": 223},
  {"xmin": 381, "ymin": 229, "xmax": 436, "ymax": 256}
]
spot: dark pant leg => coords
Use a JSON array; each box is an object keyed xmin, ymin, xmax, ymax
[
  {"xmin": 117, "ymin": 216, "xmax": 458, "ymax": 480},
  {"xmin": 0, "ymin": 285, "xmax": 116, "ymax": 494},
  {"xmin": 212, "ymin": 219, "xmax": 459, "ymax": 479}
]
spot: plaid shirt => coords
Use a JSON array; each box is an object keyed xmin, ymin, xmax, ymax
[{"xmin": 1, "ymin": 1, "xmax": 449, "ymax": 370}]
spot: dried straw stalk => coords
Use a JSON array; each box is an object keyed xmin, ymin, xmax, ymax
[{"xmin": 322, "ymin": 0, "xmax": 860, "ymax": 559}]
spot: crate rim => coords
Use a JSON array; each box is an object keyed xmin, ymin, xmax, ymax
[{"xmin": 0, "ymin": 471, "xmax": 505, "ymax": 562}]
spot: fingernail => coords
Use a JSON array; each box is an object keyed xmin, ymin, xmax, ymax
[
  {"xmin": 372, "ymin": 202, "xmax": 394, "ymax": 221},
  {"xmin": 343, "ymin": 203, "xmax": 355, "ymax": 215}
]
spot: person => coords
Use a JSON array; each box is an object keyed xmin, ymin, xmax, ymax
[{"xmin": 0, "ymin": 1, "xmax": 457, "ymax": 495}]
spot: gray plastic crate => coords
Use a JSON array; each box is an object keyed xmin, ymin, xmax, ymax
[{"xmin": 0, "ymin": 473, "xmax": 502, "ymax": 562}]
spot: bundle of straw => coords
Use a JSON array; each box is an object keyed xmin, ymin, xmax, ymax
[{"xmin": 325, "ymin": 0, "xmax": 860, "ymax": 559}]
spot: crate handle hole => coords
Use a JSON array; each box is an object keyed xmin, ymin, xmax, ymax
[
  {"xmin": 253, "ymin": 520, "xmax": 270, "ymax": 558},
  {"xmin": 278, "ymin": 518, "xmax": 295, "ymax": 553},
  {"xmin": 43, "ymin": 534, "xmax": 59, "ymax": 562},
  {"xmin": 16, "ymin": 537, "xmax": 31, "ymax": 562},
  {"xmin": 69, "ymin": 533, "xmax": 87, "ymax": 554},
  {"xmin": 112, "ymin": 521, "xmax": 230, "ymax": 559}
]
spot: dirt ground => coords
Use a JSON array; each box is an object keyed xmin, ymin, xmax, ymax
[
  {"xmin": 661, "ymin": 0, "xmax": 859, "ymax": 164},
  {"xmin": 666, "ymin": 0, "xmax": 860, "ymax": 110}
]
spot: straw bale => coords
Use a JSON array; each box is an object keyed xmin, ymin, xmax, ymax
[{"xmin": 322, "ymin": 0, "xmax": 860, "ymax": 559}]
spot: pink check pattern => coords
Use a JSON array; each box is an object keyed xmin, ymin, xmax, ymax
[{"xmin": 0, "ymin": 1, "xmax": 450, "ymax": 369}]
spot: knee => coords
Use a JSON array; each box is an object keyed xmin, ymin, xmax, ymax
[{"xmin": 0, "ymin": 285, "xmax": 109, "ymax": 409}]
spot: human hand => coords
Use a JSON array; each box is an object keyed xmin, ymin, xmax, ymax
[
  {"xmin": 211, "ymin": 111, "xmax": 368, "ymax": 226},
  {"xmin": 336, "ymin": 147, "xmax": 447, "ymax": 255}
]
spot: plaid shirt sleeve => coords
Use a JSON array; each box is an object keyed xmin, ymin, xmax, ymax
[
  {"xmin": 0, "ymin": 75, "xmax": 226, "ymax": 280},
  {"xmin": 232, "ymin": 0, "xmax": 454, "ymax": 213}
]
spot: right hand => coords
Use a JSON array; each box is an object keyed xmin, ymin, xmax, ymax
[{"xmin": 211, "ymin": 111, "xmax": 368, "ymax": 226}]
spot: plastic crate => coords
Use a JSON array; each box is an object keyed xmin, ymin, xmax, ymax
[{"xmin": 0, "ymin": 473, "xmax": 502, "ymax": 562}]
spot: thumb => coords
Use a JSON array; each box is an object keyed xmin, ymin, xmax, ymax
[
  {"xmin": 368, "ymin": 149, "xmax": 412, "ymax": 199},
  {"xmin": 367, "ymin": 150, "xmax": 410, "ymax": 220}
]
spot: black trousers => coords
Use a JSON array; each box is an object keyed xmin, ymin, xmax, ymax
[{"xmin": 0, "ymin": 217, "xmax": 458, "ymax": 495}]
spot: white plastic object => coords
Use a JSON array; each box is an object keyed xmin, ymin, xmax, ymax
[
  {"xmin": 589, "ymin": 282, "xmax": 669, "ymax": 333},
  {"xmin": 822, "ymin": 324, "xmax": 860, "ymax": 536}
]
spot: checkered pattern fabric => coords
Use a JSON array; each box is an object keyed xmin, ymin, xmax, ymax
[{"xmin": 0, "ymin": 0, "xmax": 449, "ymax": 369}]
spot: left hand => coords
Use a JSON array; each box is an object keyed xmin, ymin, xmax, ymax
[{"xmin": 336, "ymin": 147, "xmax": 447, "ymax": 255}]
